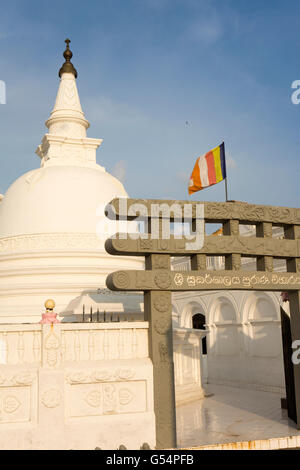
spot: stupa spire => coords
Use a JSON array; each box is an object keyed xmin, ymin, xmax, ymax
[
  {"xmin": 35, "ymin": 39, "xmax": 103, "ymax": 169},
  {"xmin": 44, "ymin": 38, "xmax": 89, "ymax": 138}
]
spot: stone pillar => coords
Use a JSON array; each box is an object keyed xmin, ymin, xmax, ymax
[
  {"xmin": 287, "ymin": 225, "xmax": 300, "ymax": 427},
  {"xmin": 144, "ymin": 254, "xmax": 176, "ymax": 449}
]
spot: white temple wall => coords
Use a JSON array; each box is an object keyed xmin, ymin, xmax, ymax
[
  {"xmin": 173, "ymin": 290, "xmax": 285, "ymax": 393},
  {"xmin": 0, "ymin": 320, "xmax": 207, "ymax": 449},
  {"xmin": 0, "ymin": 322, "xmax": 155, "ymax": 450}
]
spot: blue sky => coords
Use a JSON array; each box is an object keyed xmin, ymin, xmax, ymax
[{"xmin": 0, "ymin": 0, "xmax": 299, "ymax": 207}]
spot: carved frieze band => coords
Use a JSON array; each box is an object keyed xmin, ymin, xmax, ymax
[
  {"xmin": 65, "ymin": 368, "xmax": 135, "ymax": 384},
  {"xmin": 107, "ymin": 270, "xmax": 300, "ymax": 292},
  {"xmin": 108, "ymin": 198, "xmax": 300, "ymax": 225},
  {"xmin": 0, "ymin": 233, "xmax": 104, "ymax": 254},
  {"xmin": 0, "ymin": 372, "xmax": 35, "ymax": 387},
  {"xmin": 106, "ymin": 234, "xmax": 299, "ymax": 257}
]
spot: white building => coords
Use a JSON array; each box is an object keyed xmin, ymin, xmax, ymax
[{"xmin": 172, "ymin": 228, "xmax": 286, "ymax": 395}]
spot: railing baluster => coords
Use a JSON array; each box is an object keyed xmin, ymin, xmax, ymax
[
  {"xmin": 223, "ymin": 219, "xmax": 241, "ymax": 270},
  {"xmin": 33, "ymin": 331, "xmax": 40, "ymax": 363},
  {"xmin": 18, "ymin": 332, "xmax": 25, "ymax": 364},
  {"xmin": 257, "ymin": 221, "xmax": 273, "ymax": 272}
]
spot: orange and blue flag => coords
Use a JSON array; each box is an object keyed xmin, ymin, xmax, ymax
[{"xmin": 188, "ymin": 142, "xmax": 226, "ymax": 195}]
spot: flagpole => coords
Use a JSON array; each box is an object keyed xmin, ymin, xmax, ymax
[
  {"xmin": 222, "ymin": 140, "xmax": 229, "ymax": 202},
  {"xmin": 225, "ymin": 177, "xmax": 229, "ymax": 202}
]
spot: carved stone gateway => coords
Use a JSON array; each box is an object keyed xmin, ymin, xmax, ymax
[{"xmin": 105, "ymin": 199, "xmax": 300, "ymax": 449}]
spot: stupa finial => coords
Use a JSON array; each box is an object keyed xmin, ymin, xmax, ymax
[{"xmin": 59, "ymin": 38, "xmax": 78, "ymax": 79}]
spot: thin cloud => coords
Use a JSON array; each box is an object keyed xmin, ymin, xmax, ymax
[
  {"xmin": 112, "ymin": 160, "xmax": 127, "ymax": 182},
  {"xmin": 227, "ymin": 155, "xmax": 237, "ymax": 169},
  {"xmin": 176, "ymin": 170, "xmax": 190, "ymax": 183},
  {"xmin": 85, "ymin": 96, "xmax": 148, "ymax": 128},
  {"xmin": 187, "ymin": 16, "xmax": 223, "ymax": 44}
]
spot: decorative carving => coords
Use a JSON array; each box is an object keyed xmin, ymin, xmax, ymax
[
  {"xmin": 114, "ymin": 239, "xmax": 129, "ymax": 251},
  {"xmin": 12, "ymin": 372, "xmax": 34, "ymax": 386},
  {"xmin": 154, "ymin": 318, "xmax": 170, "ymax": 335},
  {"xmin": 158, "ymin": 240, "xmax": 169, "ymax": 251},
  {"xmin": 65, "ymin": 368, "xmax": 135, "ymax": 384},
  {"xmin": 103, "ymin": 384, "xmax": 117, "ymax": 414},
  {"xmin": 114, "ymin": 271, "xmax": 130, "ymax": 289},
  {"xmin": 91, "ymin": 370, "xmax": 111, "ymax": 382},
  {"xmin": 0, "ymin": 372, "xmax": 35, "ymax": 387},
  {"xmin": 159, "ymin": 342, "xmax": 168, "ymax": 362},
  {"xmin": 66, "ymin": 372, "xmax": 89, "ymax": 384},
  {"xmin": 85, "ymin": 390, "xmax": 101, "ymax": 408},
  {"xmin": 119, "ymin": 388, "xmax": 134, "ymax": 405},
  {"xmin": 154, "ymin": 272, "xmax": 172, "ymax": 289},
  {"xmin": 154, "ymin": 294, "xmax": 171, "ymax": 313},
  {"xmin": 41, "ymin": 389, "xmax": 62, "ymax": 408},
  {"xmin": 153, "ymin": 255, "xmax": 170, "ymax": 270},
  {"xmin": 3, "ymin": 396, "xmax": 21, "ymax": 414},
  {"xmin": 44, "ymin": 330, "xmax": 60, "ymax": 368},
  {"xmin": 0, "ymin": 233, "xmax": 103, "ymax": 254},
  {"xmin": 135, "ymin": 271, "xmax": 153, "ymax": 289},
  {"xmin": 140, "ymin": 239, "xmax": 153, "ymax": 250},
  {"xmin": 116, "ymin": 369, "xmax": 135, "ymax": 381}
]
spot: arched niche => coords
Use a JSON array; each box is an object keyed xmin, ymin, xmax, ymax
[
  {"xmin": 209, "ymin": 296, "xmax": 239, "ymax": 356},
  {"xmin": 181, "ymin": 300, "xmax": 207, "ymax": 329},
  {"xmin": 243, "ymin": 292, "xmax": 281, "ymax": 358}
]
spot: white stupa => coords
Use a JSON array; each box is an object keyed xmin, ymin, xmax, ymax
[{"xmin": 0, "ymin": 39, "xmax": 143, "ymax": 323}]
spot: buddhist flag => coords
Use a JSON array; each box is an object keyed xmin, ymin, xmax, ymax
[{"xmin": 188, "ymin": 142, "xmax": 227, "ymax": 195}]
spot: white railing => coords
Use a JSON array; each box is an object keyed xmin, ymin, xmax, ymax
[{"xmin": 0, "ymin": 322, "xmax": 149, "ymax": 365}]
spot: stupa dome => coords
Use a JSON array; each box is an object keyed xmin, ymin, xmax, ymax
[{"xmin": 0, "ymin": 165, "xmax": 127, "ymax": 238}]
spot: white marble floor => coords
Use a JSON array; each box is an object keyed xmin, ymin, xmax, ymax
[{"xmin": 176, "ymin": 384, "xmax": 300, "ymax": 448}]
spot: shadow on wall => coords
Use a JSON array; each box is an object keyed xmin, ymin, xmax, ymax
[
  {"xmin": 175, "ymin": 291, "xmax": 285, "ymax": 392},
  {"xmin": 59, "ymin": 289, "xmax": 144, "ymax": 322},
  {"xmin": 59, "ymin": 288, "xmax": 285, "ymax": 393}
]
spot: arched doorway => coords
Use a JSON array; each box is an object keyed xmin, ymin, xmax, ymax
[{"xmin": 192, "ymin": 313, "xmax": 207, "ymax": 355}]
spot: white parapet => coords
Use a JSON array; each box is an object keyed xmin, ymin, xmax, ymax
[
  {"xmin": 0, "ymin": 322, "xmax": 155, "ymax": 450},
  {"xmin": 0, "ymin": 322, "xmax": 208, "ymax": 449}
]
